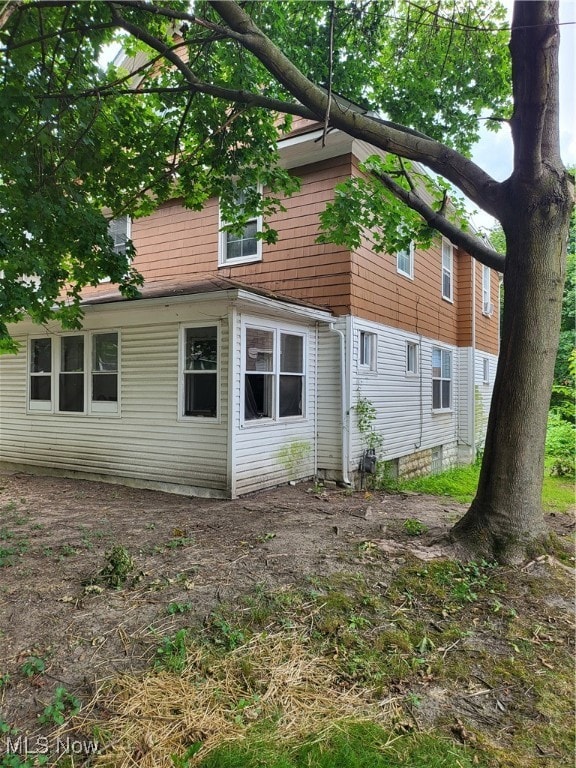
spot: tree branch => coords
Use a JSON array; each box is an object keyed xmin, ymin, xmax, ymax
[
  {"xmin": 372, "ymin": 169, "xmax": 505, "ymax": 272},
  {"xmin": 208, "ymin": 0, "xmax": 504, "ymax": 220}
]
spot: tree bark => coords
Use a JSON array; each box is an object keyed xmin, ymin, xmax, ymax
[{"xmin": 450, "ymin": 1, "xmax": 574, "ymax": 562}]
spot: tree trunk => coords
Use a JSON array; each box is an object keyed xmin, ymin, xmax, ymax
[
  {"xmin": 451, "ymin": 174, "xmax": 571, "ymax": 563},
  {"xmin": 450, "ymin": 1, "xmax": 573, "ymax": 563}
]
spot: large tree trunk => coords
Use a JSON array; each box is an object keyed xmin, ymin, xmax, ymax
[{"xmin": 451, "ymin": 1, "xmax": 573, "ymax": 563}]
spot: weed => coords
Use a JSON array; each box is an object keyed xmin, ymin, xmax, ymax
[
  {"xmin": 20, "ymin": 656, "xmax": 46, "ymax": 678},
  {"xmin": 0, "ymin": 673, "xmax": 10, "ymax": 688},
  {"xmin": 37, "ymin": 686, "xmax": 80, "ymax": 726},
  {"xmin": 99, "ymin": 545, "xmax": 134, "ymax": 588},
  {"xmin": 154, "ymin": 629, "xmax": 190, "ymax": 673},
  {"xmin": 167, "ymin": 601, "xmax": 192, "ymax": 615},
  {"xmin": 207, "ymin": 616, "xmax": 246, "ymax": 651},
  {"xmin": 165, "ymin": 537, "xmax": 195, "ymax": 549},
  {"xmin": 403, "ymin": 518, "xmax": 428, "ymax": 536}
]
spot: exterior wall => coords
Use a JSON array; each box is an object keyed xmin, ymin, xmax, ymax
[
  {"xmin": 474, "ymin": 350, "xmax": 498, "ymax": 449},
  {"xmin": 346, "ymin": 317, "xmax": 460, "ymax": 476},
  {"xmin": 82, "ymin": 157, "xmax": 354, "ymax": 316},
  {"xmin": 230, "ymin": 310, "xmax": 320, "ymax": 496},
  {"xmin": 0, "ymin": 299, "xmax": 232, "ymax": 497}
]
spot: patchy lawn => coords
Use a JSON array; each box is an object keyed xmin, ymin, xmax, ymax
[{"xmin": 0, "ymin": 472, "xmax": 573, "ymax": 767}]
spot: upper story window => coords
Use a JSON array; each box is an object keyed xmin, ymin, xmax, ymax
[
  {"xmin": 28, "ymin": 332, "xmax": 119, "ymax": 415},
  {"xmin": 243, "ymin": 326, "xmax": 305, "ymax": 421},
  {"xmin": 482, "ymin": 265, "xmax": 493, "ymax": 315},
  {"xmin": 181, "ymin": 326, "xmax": 218, "ymax": 419},
  {"xmin": 432, "ymin": 347, "xmax": 452, "ymax": 411},
  {"xmin": 108, "ymin": 216, "xmax": 131, "ymax": 255},
  {"xmin": 396, "ymin": 241, "xmax": 414, "ymax": 279},
  {"xmin": 441, "ymin": 239, "xmax": 453, "ymax": 301},
  {"xmin": 219, "ymin": 187, "xmax": 262, "ymax": 267},
  {"xmin": 359, "ymin": 331, "xmax": 377, "ymax": 371}
]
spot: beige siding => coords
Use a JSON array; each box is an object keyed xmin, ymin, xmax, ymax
[
  {"xmin": 0, "ymin": 301, "xmax": 231, "ymax": 496},
  {"xmin": 231, "ymin": 312, "xmax": 319, "ymax": 496},
  {"xmin": 316, "ymin": 326, "xmax": 343, "ymax": 473}
]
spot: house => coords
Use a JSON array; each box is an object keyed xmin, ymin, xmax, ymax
[{"xmin": 0, "ymin": 120, "xmax": 500, "ymax": 498}]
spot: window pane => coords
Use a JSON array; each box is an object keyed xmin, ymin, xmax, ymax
[
  {"xmin": 281, "ymin": 334, "xmax": 303, "ymax": 373},
  {"xmin": 397, "ymin": 249, "xmax": 411, "ymax": 275},
  {"xmin": 279, "ymin": 376, "xmax": 302, "ymax": 417},
  {"xmin": 245, "ymin": 329, "xmax": 273, "ymax": 372},
  {"xmin": 442, "ymin": 240, "xmax": 452, "ymax": 267},
  {"xmin": 443, "ymin": 271, "xmax": 452, "ymax": 298},
  {"xmin": 92, "ymin": 373, "xmax": 118, "ymax": 402},
  {"xmin": 31, "ymin": 338, "xmax": 51, "ymax": 373},
  {"xmin": 59, "ymin": 373, "xmax": 84, "ymax": 412},
  {"xmin": 432, "ymin": 380, "xmax": 441, "ymax": 410},
  {"xmin": 185, "ymin": 373, "xmax": 217, "ymax": 417},
  {"xmin": 442, "ymin": 352, "xmax": 451, "ymax": 378},
  {"xmin": 93, "ymin": 333, "xmax": 118, "ymax": 372},
  {"xmin": 407, "ymin": 343, "xmax": 417, "ymax": 373},
  {"xmin": 186, "ymin": 327, "xmax": 217, "ymax": 371},
  {"xmin": 245, "ymin": 374, "xmax": 273, "ymax": 419},
  {"xmin": 61, "ymin": 336, "xmax": 84, "ymax": 372},
  {"xmin": 442, "ymin": 380, "xmax": 451, "ymax": 409},
  {"xmin": 31, "ymin": 376, "xmax": 51, "ymax": 401}
]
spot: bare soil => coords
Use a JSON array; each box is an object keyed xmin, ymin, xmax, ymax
[{"xmin": 0, "ymin": 471, "xmax": 573, "ymax": 750}]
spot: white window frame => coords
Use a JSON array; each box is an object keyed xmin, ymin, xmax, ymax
[
  {"xmin": 101, "ymin": 216, "xmax": 132, "ymax": 283},
  {"xmin": 28, "ymin": 336, "xmax": 54, "ymax": 412},
  {"xmin": 441, "ymin": 239, "xmax": 454, "ymax": 302},
  {"xmin": 27, "ymin": 332, "xmax": 120, "ymax": 416},
  {"xmin": 241, "ymin": 323, "xmax": 306, "ymax": 424},
  {"xmin": 359, "ymin": 331, "xmax": 377, "ymax": 372},
  {"xmin": 90, "ymin": 331, "xmax": 120, "ymax": 414},
  {"xmin": 178, "ymin": 323, "xmax": 220, "ymax": 422},
  {"xmin": 406, "ymin": 341, "xmax": 419, "ymax": 376},
  {"xmin": 482, "ymin": 265, "xmax": 492, "ymax": 315},
  {"xmin": 432, "ymin": 346, "xmax": 453, "ymax": 412},
  {"xmin": 482, "ymin": 357, "xmax": 490, "ymax": 385},
  {"xmin": 396, "ymin": 241, "xmax": 414, "ymax": 279},
  {"xmin": 218, "ymin": 186, "xmax": 263, "ymax": 267}
]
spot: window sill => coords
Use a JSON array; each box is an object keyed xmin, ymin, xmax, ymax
[
  {"xmin": 432, "ymin": 408, "xmax": 453, "ymax": 415},
  {"xmin": 397, "ymin": 270, "xmax": 414, "ymax": 280},
  {"xmin": 441, "ymin": 295, "xmax": 454, "ymax": 304},
  {"xmin": 218, "ymin": 255, "xmax": 262, "ymax": 268}
]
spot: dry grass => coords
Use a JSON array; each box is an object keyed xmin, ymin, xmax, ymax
[{"xmin": 67, "ymin": 632, "xmax": 400, "ymax": 767}]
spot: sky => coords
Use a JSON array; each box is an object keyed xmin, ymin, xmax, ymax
[{"xmin": 469, "ymin": 0, "xmax": 576, "ymax": 230}]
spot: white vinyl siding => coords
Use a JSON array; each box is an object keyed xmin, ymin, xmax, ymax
[
  {"xmin": 233, "ymin": 315, "xmax": 317, "ymax": 496},
  {"xmin": 346, "ymin": 319, "xmax": 459, "ymax": 474},
  {"xmin": 3, "ymin": 303, "xmax": 230, "ymax": 496}
]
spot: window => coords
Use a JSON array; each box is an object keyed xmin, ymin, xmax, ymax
[
  {"xmin": 219, "ymin": 187, "xmax": 262, "ymax": 266},
  {"xmin": 29, "ymin": 338, "xmax": 52, "ymax": 411},
  {"xmin": 28, "ymin": 332, "xmax": 119, "ymax": 415},
  {"xmin": 483, "ymin": 357, "xmax": 490, "ymax": 385},
  {"xmin": 406, "ymin": 342, "xmax": 419, "ymax": 375},
  {"xmin": 482, "ymin": 265, "xmax": 492, "ymax": 315},
  {"xmin": 92, "ymin": 332, "xmax": 119, "ymax": 412},
  {"xmin": 396, "ymin": 241, "xmax": 414, "ymax": 279},
  {"xmin": 432, "ymin": 347, "xmax": 452, "ymax": 410},
  {"xmin": 359, "ymin": 331, "xmax": 377, "ymax": 371},
  {"xmin": 244, "ymin": 327, "xmax": 305, "ymax": 421},
  {"xmin": 59, "ymin": 335, "xmax": 84, "ymax": 412},
  {"xmin": 108, "ymin": 216, "xmax": 131, "ymax": 255},
  {"xmin": 441, "ymin": 239, "xmax": 453, "ymax": 301},
  {"xmin": 431, "ymin": 446, "xmax": 443, "ymax": 474},
  {"xmin": 182, "ymin": 326, "xmax": 218, "ymax": 418}
]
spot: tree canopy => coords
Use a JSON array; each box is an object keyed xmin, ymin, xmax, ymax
[{"xmin": 0, "ymin": 0, "xmax": 512, "ymax": 348}]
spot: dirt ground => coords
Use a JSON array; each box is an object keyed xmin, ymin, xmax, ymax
[{"xmin": 0, "ymin": 471, "xmax": 573, "ymax": 741}]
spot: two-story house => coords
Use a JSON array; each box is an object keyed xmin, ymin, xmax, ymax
[{"xmin": 0, "ymin": 120, "xmax": 500, "ymax": 498}]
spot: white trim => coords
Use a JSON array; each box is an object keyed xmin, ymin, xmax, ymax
[
  {"xmin": 396, "ymin": 241, "xmax": 415, "ymax": 280},
  {"xmin": 358, "ymin": 330, "xmax": 378, "ymax": 373},
  {"xmin": 406, "ymin": 341, "xmax": 419, "ymax": 376},
  {"xmin": 218, "ymin": 186, "xmax": 263, "ymax": 267},
  {"xmin": 177, "ymin": 322, "xmax": 221, "ymax": 422},
  {"xmin": 441, "ymin": 238, "xmax": 454, "ymax": 302}
]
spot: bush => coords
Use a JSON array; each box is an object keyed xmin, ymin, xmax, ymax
[{"xmin": 546, "ymin": 412, "xmax": 576, "ymax": 477}]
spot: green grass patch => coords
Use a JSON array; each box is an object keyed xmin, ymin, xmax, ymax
[
  {"xmin": 398, "ymin": 463, "xmax": 574, "ymax": 512},
  {"xmin": 197, "ymin": 723, "xmax": 482, "ymax": 768}
]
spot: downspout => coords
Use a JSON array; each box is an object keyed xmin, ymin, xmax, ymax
[
  {"xmin": 470, "ymin": 256, "xmax": 477, "ymax": 462},
  {"xmin": 328, "ymin": 321, "xmax": 352, "ymax": 486}
]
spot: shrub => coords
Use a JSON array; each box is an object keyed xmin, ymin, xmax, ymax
[{"xmin": 546, "ymin": 412, "xmax": 575, "ymax": 477}]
